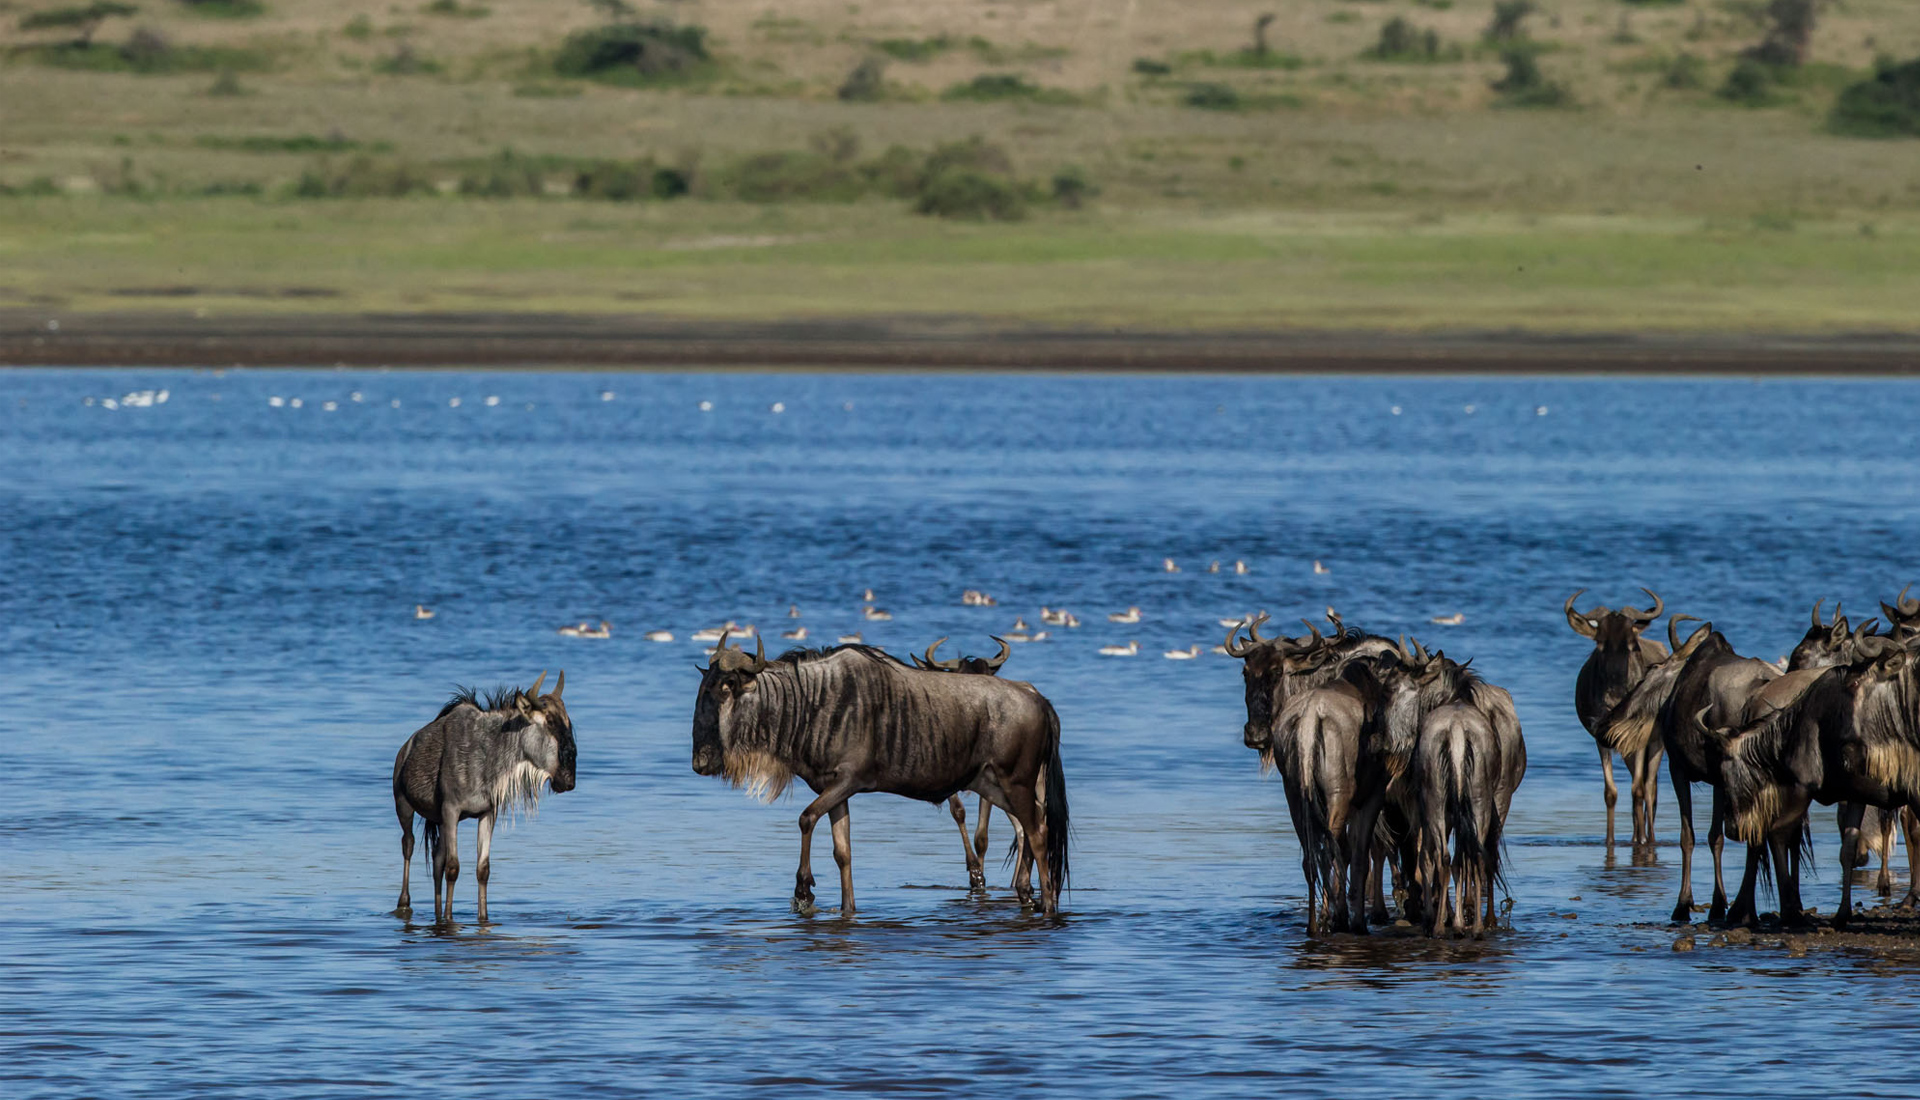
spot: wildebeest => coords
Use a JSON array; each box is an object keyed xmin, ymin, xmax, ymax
[
  {"xmin": 1410, "ymin": 648, "xmax": 1526, "ymax": 937},
  {"xmin": 911, "ymin": 636, "xmax": 1017, "ymax": 893},
  {"xmin": 1880, "ymin": 585, "xmax": 1920, "ymax": 641},
  {"xmin": 392, "ymin": 671, "xmax": 577, "ymax": 924},
  {"xmin": 1249, "ymin": 652, "xmax": 1421, "ymax": 934},
  {"xmin": 1845, "ymin": 805, "xmax": 1917, "ymax": 898},
  {"xmin": 1600, "ymin": 620, "xmax": 1776, "ymax": 923},
  {"xmin": 1711, "ymin": 635, "xmax": 1920, "ymax": 928},
  {"xmin": 1565, "ymin": 588, "xmax": 1668, "ymax": 849},
  {"xmin": 690, "ymin": 634, "xmax": 1069, "ymax": 917}
]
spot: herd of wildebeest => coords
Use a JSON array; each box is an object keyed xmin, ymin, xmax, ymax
[{"xmin": 388, "ymin": 584, "xmax": 1920, "ymax": 939}]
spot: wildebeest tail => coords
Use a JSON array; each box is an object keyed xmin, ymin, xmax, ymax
[
  {"xmin": 422, "ymin": 816, "xmax": 440, "ymax": 871},
  {"xmin": 1044, "ymin": 702, "xmax": 1070, "ymax": 898},
  {"xmin": 1447, "ymin": 736, "xmax": 1504, "ymax": 894}
]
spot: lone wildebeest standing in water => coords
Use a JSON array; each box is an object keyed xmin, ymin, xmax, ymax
[
  {"xmin": 392, "ymin": 672, "xmax": 577, "ymax": 924},
  {"xmin": 1565, "ymin": 588, "xmax": 1668, "ymax": 849},
  {"xmin": 691, "ymin": 635, "xmax": 1069, "ymax": 917}
]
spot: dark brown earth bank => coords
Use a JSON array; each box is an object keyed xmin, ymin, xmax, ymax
[{"xmin": 6, "ymin": 311, "xmax": 1920, "ymax": 373}]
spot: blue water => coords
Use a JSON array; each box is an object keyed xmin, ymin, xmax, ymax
[{"xmin": 5, "ymin": 368, "xmax": 1920, "ymax": 1098}]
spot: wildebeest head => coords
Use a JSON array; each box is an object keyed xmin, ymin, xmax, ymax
[
  {"xmin": 1788, "ymin": 600, "xmax": 1880, "ymax": 672},
  {"xmin": 1565, "ymin": 587, "xmax": 1663, "ymax": 651},
  {"xmin": 1225, "ymin": 613, "xmax": 1323, "ymax": 749},
  {"xmin": 514, "ymin": 669, "xmax": 576, "ymax": 793},
  {"xmin": 1881, "ymin": 585, "xmax": 1920, "ymax": 641},
  {"xmin": 691, "ymin": 631, "xmax": 767, "ymax": 777},
  {"xmin": 911, "ymin": 636, "xmax": 1011, "ymax": 675}
]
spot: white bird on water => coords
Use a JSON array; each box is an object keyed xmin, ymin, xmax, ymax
[
  {"xmin": 645, "ymin": 630, "xmax": 675, "ymax": 642},
  {"xmin": 1164, "ymin": 644, "xmax": 1202, "ymax": 660},
  {"xmin": 1207, "ymin": 561, "xmax": 1221, "ymax": 574},
  {"xmin": 782, "ymin": 626, "xmax": 808, "ymax": 640},
  {"xmin": 1430, "ymin": 613, "xmax": 1465, "ymax": 626},
  {"xmin": 788, "ymin": 604, "xmax": 802, "ymax": 618},
  {"xmin": 1163, "ymin": 558, "xmax": 1180, "ymax": 573},
  {"xmin": 1108, "ymin": 606, "xmax": 1142, "ymax": 624},
  {"xmin": 1313, "ymin": 561, "xmax": 1329, "ymax": 575},
  {"xmin": 1235, "ymin": 560, "xmax": 1250, "ymax": 575},
  {"xmin": 560, "ymin": 620, "xmax": 612, "ymax": 639},
  {"xmin": 414, "ymin": 604, "xmax": 435, "ymax": 620},
  {"xmin": 1099, "ymin": 640, "xmax": 1141, "ymax": 657},
  {"xmin": 863, "ymin": 588, "xmax": 876, "ymax": 603},
  {"xmin": 1010, "ymin": 617, "xmax": 1031, "ymax": 633},
  {"xmin": 691, "ymin": 621, "xmax": 744, "ymax": 643},
  {"xmin": 837, "ymin": 631, "xmax": 863, "ymax": 644},
  {"xmin": 863, "ymin": 606, "xmax": 892, "ymax": 622}
]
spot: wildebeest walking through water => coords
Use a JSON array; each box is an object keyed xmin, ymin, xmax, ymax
[
  {"xmin": 392, "ymin": 672, "xmax": 577, "ymax": 924},
  {"xmin": 911, "ymin": 636, "xmax": 1021, "ymax": 893},
  {"xmin": 691, "ymin": 634, "xmax": 1069, "ymax": 917}
]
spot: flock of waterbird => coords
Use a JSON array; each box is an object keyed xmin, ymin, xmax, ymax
[{"xmin": 411, "ymin": 559, "xmax": 1476, "ymax": 662}]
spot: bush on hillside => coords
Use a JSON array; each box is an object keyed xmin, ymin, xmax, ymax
[
  {"xmin": 553, "ymin": 21, "xmax": 709, "ymax": 83},
  {"xmin": 1829, "ymin": 56, "xmax": 1920, "ymax": 137},
  {"xmin": 1492, "ymin": 49, "xmax": 1570, "ymax": 107}
]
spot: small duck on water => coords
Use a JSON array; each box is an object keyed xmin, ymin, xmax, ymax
[
  {"xmin": 1164, "ymin": 645, "xmax": 1202, "ymax": 660},
  {"xmin": 1099, "ymin": 640, "xmax": 1141, "ymax": 657},
  {"xmin": 414, "ymin": 604, "xmax": 435, "ymax": 620}
]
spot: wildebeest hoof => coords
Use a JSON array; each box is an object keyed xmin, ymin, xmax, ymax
[
  {"xmin": 791, "ymin": 896, "xmax": 818, "ymax": 916},
  {"xmin": 1669, "ymin": 905, "xmax": 1692, "ymax": 925},
  {"xmin": 392, "ymin": 905, "xmax": 412, "ymax": 920},
  {"xmin": 968, "ymin": 874, "xmax": 987, "ymax": 893}
]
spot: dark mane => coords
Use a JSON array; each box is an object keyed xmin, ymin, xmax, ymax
[
  {"xmin": 438, "ymin": 683, "xmax": 530, "ymax": 720},
  {"xmin": 775, "ymin": 644, "xmax": 912, "ymax": 669}
]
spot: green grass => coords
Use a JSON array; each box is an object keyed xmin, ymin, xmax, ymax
[{"xmin": 3, "ymin": 198, "xmax": 1917, "ymax": 332}]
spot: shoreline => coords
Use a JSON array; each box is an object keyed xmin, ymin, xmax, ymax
[{"xmin": 6, "ymin": 311, "xmax": 1920, "ymax": 373}]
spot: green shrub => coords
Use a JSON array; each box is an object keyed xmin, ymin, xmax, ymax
[
  {"xmin": 553, "ymin": 21, "xmax": 709, "ymax": 84},
  {"xmin": 723, "ymin": 151, "xmax": 864, "ymax": 202},
  {"xmin": 29, "ymin": 31, "xmax": 269, "ymax": 73},
  {"xmin": 860, "ymin": 144, "xmax": 923, "ymax": 197},
  {"xmin": 0, "ymin": 176, "xmax": 64, "ymax": 197},
  {"xmin": 206, "ymin": 69, "xmax": 244, "ymax": 95},
  {"xmin": 458, "ymin": 149, "xmax": 545, "ymax": 197},
  {"xmin": 176, "ymin": 0, "xmax": 264, "ymax": 17},
  {"xmin": 1829, "ymin": 57, "xmax": 1920, "ymax": 137},
  {"xmin": 837, "ymin": 56, "xmax": 886, "ymax": 101},
  {"xmin": 914, "ymin": 170, "xmax": 1027, "ymax": 220},
  {"xmin": 1183, "ymin": 81, "xmax": 1241, "ymax": 110},
  {"xmin": 1492, "ymin": 48, "xmax": 1570, "ymax": 107},
  {"xmin": 1131, "ymin": 57, "xmax": 1171, "ymax": 76},
  {"xmin": 1369, "ymin": 17, "xmax": 1447, "ymax": 61},
  {"xmin": 941, "ymin": 73, "xmax": 1075, "ymax": 103},
  {"xmin": 874, "ymin": 35, "xmax": 954, "ymax": 62},
  {"xmin": 1051, "ymin": 165, "xmax": 1095, "ymax": 209},
  {"xmin": 343, "ymin": 14, "xmax": 372, "ymax": 39},
  {"xmin": 292, "ymin": 156, "xmax": 435, "ymax": 198},
  {"xmin": 1484, "ymin": 0, "xmax": 1537, "ymax": 43},
  {"xmin": 1718, "ymin": 57, "xmax": 1778, "ymax": 104},
  {"xmin": 422, "ymin": 0, "xmax": 489, "ymax": 16},
  {"xmin": 571, "ymin": 159, "xmax": 685, "ymax": 200},
  {"xmin": 197, "ymin": 132, "xmax": 360, "ymax": 153},
  {"xmin": 921, "ymin": 136, "xmax": 1014, "ymax": 179}
]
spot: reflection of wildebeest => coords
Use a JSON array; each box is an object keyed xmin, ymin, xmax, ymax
[
  {"xmin": 1565, "ymin": 588, "xmax": 1668, "ymax": 849},
  {"xmin": 911, "ymin": 637, "xmax": 1018, "ymax": 893},
  {"xmin": 392, "ymin": 672, "xmax": 578, "ymax": 924},
  {"xmin": 691, "ymin": 635, "xmax": 1069, "ymax": 916}
]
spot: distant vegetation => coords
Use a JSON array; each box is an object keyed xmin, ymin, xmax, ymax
[
  {"xmin": 552, "ymin": 20, "xmax": 710, "ymax": 85},
  {"xmin": 1830, "ymin": 57, "xmax": 1920, "ymax": 137},
  {"xmin": 1367, "ymin": 17, "xmax": 1456, "ymax": 63}
]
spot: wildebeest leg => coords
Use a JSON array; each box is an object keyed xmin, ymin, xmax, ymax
[
  {"xmin": 948, "ymin": 795, "xmax": 986, "ymax": 892},
  {"xmin": 1345, "ymin": 798, "xmax": 1383, "ymax": 934},
  {"xmin": 1770, "ymin": 827, "xmax": 1808, "ymax": 930},
  {"xmin": 1875, "ymin": 811, "xmax": 1896, "ymax": 895},
  {"xmin": 1670, "ymin": 766, "xmax": 1696, "ymax": 924},
  {"xmin": 1637, "ymin": 744, "xmax": 1661, "ymax": 848},
  {"xmin": 1598, "ymin": 744, "xmax": 1618, "ymax": 849},
  {"xmin": 1626, "ymin": 751, "xmax": 1645, "ymax": 848},
  {"xmin": 1368, "ymin": 845, "xmax": 1390, "ymax": 925},
  {"xmin": 973, "ymin": 795, "xmax": 992, "ymax": 867},
  {"xmin": 995, "ymin": 781, "xmax": 1056, "ymax": 916},
  {"xmin": 793, "ymin": 782, "xmax": 857, "ymax": 914},
  {"xmin": 829, "ymin": 802, "xmax": 855, "ymax": 915},
  {"xmin": 395, "ymin": 806, "xmax": 415, "ymax": 918},
  {"xmin": 438, "ymin": 807, "xmax": 461, "ymax": 924},
  {"xmin": 1725, "ymin": 840, "xmax": 1765, "ymax": 927},
  {"xmin": 1835, "ymin": 801, "xmax": 1864, "ymax": 930},
  {"xmin": 1901, "ymin": 806, "xmax": 1920, "ymax": 909},
  {"xmin": 475, "ymin": 811, "xmax": 496, "ymax": 926},
  {"xmin": 1707, "ymin": 787, "xmax": 1729, "ymax": 923}
]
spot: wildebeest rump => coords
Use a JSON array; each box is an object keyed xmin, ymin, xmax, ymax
[
  {"xmin": 392, "ymin": 671, "xmax": 577, "ymax": 924},
  {"xmin": 691, "ymin": 635, "xmax": 1069, "ymax": 917},
  {"xmin": 911, "ymin": 636, "xmax": 1020, "ymax": 893}
]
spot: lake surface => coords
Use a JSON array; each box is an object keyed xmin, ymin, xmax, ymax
[{"xmin": 5, "ymin": 367, "xmax": 1920, "ymax": 1098}]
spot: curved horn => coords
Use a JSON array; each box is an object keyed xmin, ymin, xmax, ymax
[
  {"xmin": 1831, "ymin": 601, "xmax": 1845, "ymax": 630},
  {"xmin": 1810, "ymin": 599, "xmax": 1824, "ymax": 631},
  {"xmin": 552, "ymin": 669, "xmax": 564, "ymax": 699},
  {"xmin": 1300, "ymin": 619, "xmax": 1325, "ymax": 645},
  {"xmin": 1245, "ymin": 612, "xmax": 1268, "ymax": 644},
  {"xmin": 1855, "ymin": 633, "xmax": 1898, "ymax": 662},
  {"xmin": 530, "ymin": 670, "xmax": 547, "ymax": 696},
  {"xmin": 1565, "ymin": 590, "xmax": 1598, "ymax": 638},
  {"xmin": 1900, "ymin": 583, "xmax": 1919, "ymax": 615},
  {"xmin": 1855, "ymin": 618, "xmax": 1881, "ymax": 641},
  {"xmin": 715, "ymin": 628, "xmax": 731, "ymax": 654},
  {"xmin": 1325, "ymin": 607, "xmax": 1345, "ymax": 635},
  {"xmin": 924, "ymin": 637, "xmax": 949, "ymax": 668},
  {"xmin": 750, "ymin": 633, "xmax": 766, "ymax": 673},
  {"xmin": 1631, "ymin": 587, "xmax": 1663, "ymax": 622},
  {"xmin": 985, "ymin": 636, "xmax": 1011, "ymax": 672},
  {"xmin": 1667, "ymin": 614, "xmax": 1699, "ymax": 654},
  {"xmin": 1224, "ymin": 622, "xmax": 1256, "ymax": 659}
]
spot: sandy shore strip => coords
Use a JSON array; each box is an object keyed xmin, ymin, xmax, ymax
[{"xmin": 5, "ymin": 311, "xmax": 1920, "ymax": 373}]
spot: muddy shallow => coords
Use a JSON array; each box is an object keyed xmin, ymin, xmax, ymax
[{"xmin": 6, "ymin": 368, "xmax": 1920, "ymax": 1097}]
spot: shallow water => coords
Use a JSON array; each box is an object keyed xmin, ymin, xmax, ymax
[{"xmin": 5, "ymin": 368, "xmax": 1920, "ymax": 1097}]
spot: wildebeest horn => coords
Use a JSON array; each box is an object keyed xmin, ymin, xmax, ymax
[
  {"xmin": 1830, "ymin": 601, "xmax": 1846, "ymax": 632},
  {"xmin": 924, "ymin": 637, "xmax": 949, "ymax": 668},
  {"xmin": 530, "ymin": 670, "xmax": 547, "ymax": 696},
  {"xmin": 1246, "ymin": 612, "xmax": 1268, "ymax": 643},
  {"xmin": 1901, "ymin": 584, "xmax": 1920, "ymax": 615},
  {"xmin": 1325, "ymin": 608, "xmax": 1345, "ymax": 635},
  {"xmin": 1854, "ymin": 634, "xmax": 1898, "ymax": 661},
  {"xmin": 1855, "ymin": 619, "xmax": 1881, "ymax": 640},
  {"xmin": 750, "ymin": 633, "xmax": 766, "ymax": 673},
  {"xmin": 985, "ymin": 636, "xmax": 1011, "ymax": 672},
  {"xmin": 1565, "ymin": 590, "xmax": 1598, "ymax": 638},
  {"xmin": 1225, "ymin": 613, "xmax": 1267, "ymax": 658},
  {"xmin": 552, "ymin": 669, "xmax": 564, "ymax": 699},
  {"xmin": 1629, "ymin": 587, "xmax": 1663, "ymax": 623},
  {"xmin": 1666, "ymin": 614, "xmax": 1704, "ymax": 654},
  {"xmin": 1300, "ymin": 619, "xmax": 1324, "ymax": 644}
]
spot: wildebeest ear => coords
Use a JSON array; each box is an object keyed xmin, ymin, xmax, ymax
[{"xmin": 737, "ymin": 677, "xmax": 759, "ymax": 694}]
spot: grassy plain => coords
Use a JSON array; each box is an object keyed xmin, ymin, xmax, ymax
[{"xmin": 2, "ymin": 0, "xmax": 1918, "ymax": 336}]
